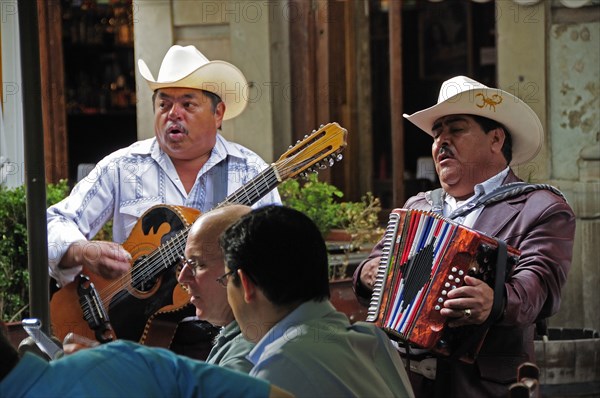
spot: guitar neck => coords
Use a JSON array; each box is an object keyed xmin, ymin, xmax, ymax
[{"xmin": 217, "ymin": 165, "xmax": 280, "ymax": 208}]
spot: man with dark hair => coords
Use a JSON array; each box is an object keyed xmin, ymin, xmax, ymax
[
  {"xmin": 48, "ymin": 44, "xmax": 280, "ymax": 288},
  {"xmin": 0, "ymin": 321, "xmax": 292, "ymax": 398},
  {"xmin": 354, "ymin": 76, "xmax": 575, "ymax": 397},
  {"xmin": 220, "ymin": 205, "xmax": 414, "ymax": 398},
  {"xmin": 46, "ymin": 44, "xmax": 280, "ymax": 349}
]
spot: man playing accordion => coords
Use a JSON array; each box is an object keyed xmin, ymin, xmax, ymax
[{"xmin": 354, "ymin": 76, "xmax": 575, "ymax": 397}]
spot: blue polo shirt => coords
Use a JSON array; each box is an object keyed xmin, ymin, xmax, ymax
[{"xmin": 0, "ymin": 340, "xmax": 270, "ymax": 398}]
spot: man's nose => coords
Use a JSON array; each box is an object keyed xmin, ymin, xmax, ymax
[
  {"xmin": 433, "ymin": 131, "xmax": 449, "ymax": 148},
  {"xmin": 168, "ymin": 103, "xmax": 182, "ymax": 120},
  {"xmin": 177, "ymin": 263, "xmax": 193, "ymax": 283}
]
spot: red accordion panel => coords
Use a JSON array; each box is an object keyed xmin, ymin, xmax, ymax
[{"xmin": 366, "ymin": 209, "xmax": 519, "ymax": 362}]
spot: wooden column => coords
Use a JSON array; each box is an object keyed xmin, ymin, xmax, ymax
[
  {"xmin": 389, "ymin": 0, "xmax": 404, "ymax": 207},
  {"xmin": 289, "ymin": 0, "xmax": 318, "ymax": 142},
  {"xmin": 37, "ymin": 0, "xmax": 68, "ymax": 182}
]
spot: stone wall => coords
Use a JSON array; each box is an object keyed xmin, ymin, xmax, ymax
[
  {"xmin": 498, "ymin": 0, "xmax": 599, "ymax": 332},
  {"xmin": 547, "ymin": 5, "xmax": 600, "ymax": 332}
]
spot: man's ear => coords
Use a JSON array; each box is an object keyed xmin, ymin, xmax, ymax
[
  {"xmin": 215, "ymin": 101, "xmax": 226, "ymax": 130},
  {"xmin": 490, "ymin": 127, "xmax": 506, "ymax": 154},
  {"xmin": 238, "ymin": 269, "xmax": 255, "ymax": 303}
]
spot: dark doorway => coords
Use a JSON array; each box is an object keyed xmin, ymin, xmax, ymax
[
  {"xmin": 370, "ymin": 0, "xmax": 497, "ymax": 209},
  {"xmin": 61, "ymin": 0, "xmax": 137, "ymax": 182}
]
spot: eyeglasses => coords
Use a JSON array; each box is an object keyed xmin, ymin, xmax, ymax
[
  {"xmin": 179, "ymin": 256, "xmax": 203, "ymax": 277},
  {"xmin": 216, "ymin": 269, "xmax": 235, "ymax": 288}
]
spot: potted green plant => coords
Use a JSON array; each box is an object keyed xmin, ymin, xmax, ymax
[
  {"xmin": 0, "ymin": 180, "xmax": 70, "ymax": 322},
  {"xmin": 0, "ymin": 179, "xmax": 113, "ymax": 323},
  {"xmin": 278, "ymin": 173, "xmax": 384, "ymax": 280},
  {"xmin": 279, "ymin": 174, "xmax": 384, "ymax": 323}
]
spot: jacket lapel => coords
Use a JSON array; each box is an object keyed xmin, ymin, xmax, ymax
[{"xmin": 471, "ymin": 171, "xmax": 523, "ymax": 237}]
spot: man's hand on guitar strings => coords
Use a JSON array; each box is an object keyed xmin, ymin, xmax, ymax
[
  {"xmin": 62, "ymin": 240, "xmax": 132, "ymax": 280},
  {"xmin": 441, "ymin": 275, "xmax": 494, "ymax": 328}
]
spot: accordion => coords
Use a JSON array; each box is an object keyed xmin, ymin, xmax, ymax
[{"xmin": 366, "ymin": 209, "xmax": 520, "ymax": 362}]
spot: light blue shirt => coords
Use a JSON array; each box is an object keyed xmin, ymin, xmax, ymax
[
  {"xmin": 248, "ymin": 300, "xmax": 414, "ymax": 398},
  {"xmin": 0, "ymin": 340, "xmax": 270, "ymax": 398},
  {"xmin": 444, "ymin": 167, "xmax": 510, "ymax": 227},
  {"xmin": 47, "ymin": 134, "xmax": 281, "ymax": 286}
]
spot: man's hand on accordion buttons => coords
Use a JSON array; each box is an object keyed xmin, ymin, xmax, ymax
[
  {"xmin": 360, "ymin": 257, "xmax": 381, "ymax": 291},
  {"xmin": 441, "ymin": 275, "xmax": 494, "ymax": 327}
]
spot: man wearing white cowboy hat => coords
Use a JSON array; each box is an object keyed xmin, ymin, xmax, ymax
[
  {"xmin": 46, "ymin": 46, "xmax": 281, "ymax": 348},
  {"xmin": 353, "ymin": 76, "xmax": 575, "ymax": 397}
]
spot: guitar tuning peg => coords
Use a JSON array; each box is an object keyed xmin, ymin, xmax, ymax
[
  {"xmin": 288, "ymin": 145, "xmax": 293, "ymax": 150},
  {"xmin": 319, "ymin": 163, "xmax": 328, "ymax": 170},
  {"xmin": 329, "ymin": 158, "xmax": 335, "ymax": 167},
  {"xmin": 312, "ymin": 129, "xmax": 316, "ymax": 133},
  {"xmin": 320, "ymin": 124, "xmax": 324, "ymax": 128},
  {"xmin": 304, "ymin": 135, "xmax": 309, "ymax": 139},
  {"xmin": 336, "ymin": 154, "xmax": 343, "ymax": 161}
]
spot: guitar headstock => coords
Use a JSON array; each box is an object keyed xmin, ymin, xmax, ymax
[{"xmin": 274, "ymin": 122, "xmax": 347, "ymax": 181}]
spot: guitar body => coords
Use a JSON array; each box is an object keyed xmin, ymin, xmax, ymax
[{"xmin": 51, "ymin": 205, "xmax": 200, "ymax": 344}]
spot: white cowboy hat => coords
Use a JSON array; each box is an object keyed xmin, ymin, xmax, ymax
[
  {"xmin": 138, "ymin": 45, "xmax": 248, "ymax": 120},
  {"xmin": 403, "ymin": 75, "xmax": 543, "ymax": 166}
]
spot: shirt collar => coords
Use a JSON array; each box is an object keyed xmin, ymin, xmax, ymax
[
  {"xmin": 221, "ymin": 320, "xmax": 243, "ymax": 339},
  {"xmin": 445, "ymin": 167, "xmax": 510, "ymax": 208},
  {"xmin": 213, "ymin": 134, "xmax": 245, "ymax": 161},
  {"xmin": 247, "ymin": 300, "xmax": 336, "ymax": 365},
  {"xmin": 129, "ymin": 135, "xmax": 247, "ymax": 175}
]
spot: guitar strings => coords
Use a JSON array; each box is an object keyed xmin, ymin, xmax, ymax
[{"xmin": 84, "ymin": 132, "xmax": 343, "ymax": 316}]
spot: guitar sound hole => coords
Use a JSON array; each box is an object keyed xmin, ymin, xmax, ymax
[{"xmin": 131, "ymin": 256, "xmax": 159, "ymax": 292}]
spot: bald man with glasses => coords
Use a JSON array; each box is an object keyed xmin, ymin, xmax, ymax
[{"xmin": 178, "ymin": 204, "xmax": 254, "ymax": 373}]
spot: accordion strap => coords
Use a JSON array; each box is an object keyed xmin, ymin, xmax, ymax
[
  {"xmin": 431, "ymin": 182, "xmax": 566, "ymax": 220},
  {"xmin": 450, "ymin": 239, "xmax": 508, "ymax": 361}
]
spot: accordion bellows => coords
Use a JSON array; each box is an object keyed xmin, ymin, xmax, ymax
[{"xmin": 367, "ymin": 209, "xmax": 520, "ymax": 361}]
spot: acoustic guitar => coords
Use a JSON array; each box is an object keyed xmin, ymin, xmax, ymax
[{"xmin": 50, "ymin": 123, "xmax": 347, "ymax": 346}]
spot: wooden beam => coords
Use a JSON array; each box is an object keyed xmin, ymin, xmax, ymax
[
  {"xmin": 289, "ymin": 0, "xmax": 317, "ymax": 143},
  {"xmin": 389, "ymin": 0, "xmax": 404, "ymax": 207},
  {"xmin": 37, "ymin": 0, "xmax": 68, "ymax": 182}
]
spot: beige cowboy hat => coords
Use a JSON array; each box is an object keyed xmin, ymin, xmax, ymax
[
  {"xmin": 403, "ymin": 75, "xmax": 543, "ymax": 166},
  {"xmin": 138, "ymin": 45, "xmax": 248, "ymax": 120}
]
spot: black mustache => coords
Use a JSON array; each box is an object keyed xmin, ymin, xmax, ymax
[{"xmin": 439, "ymin": 145, "xmax": 454, "ymax": 158}]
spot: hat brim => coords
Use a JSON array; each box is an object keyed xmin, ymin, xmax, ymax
[
  {"xmin": 403, "ymin": 88, "xmax": 543, "ymax": 166},
  {"xmin": 138, "ymin": 59, "xmax": 248, "ymax": 120}
]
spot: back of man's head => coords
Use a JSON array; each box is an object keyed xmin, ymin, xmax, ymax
[
  {"xmin": 221, "ymin": 205, "xmax": 330, "ymax": 306},
  {"xmin": 0, "ymin": 321, "xmax": 19, "ymax": 381}
]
